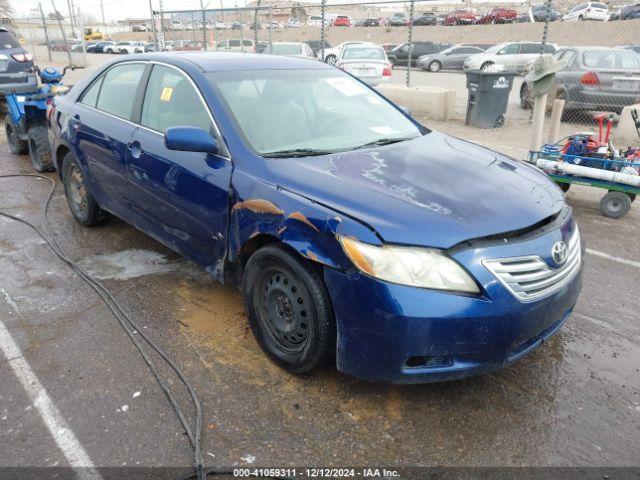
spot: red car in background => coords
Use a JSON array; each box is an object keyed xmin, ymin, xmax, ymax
[
  {"xmin": 476, "ymin": 7, "xmax": 518, "ymax": 24},
  {"xmin": 443, "ymin": 10, "xmax": 477, "ymax": 25},
  {"xmin": 333, "ymin": 16, "xmax": 351, "ymax": 27}
]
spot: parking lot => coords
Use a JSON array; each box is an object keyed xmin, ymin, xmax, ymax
[{"xmin": 1, "ymin": 60, "xmax": 640, "ymax": 476}]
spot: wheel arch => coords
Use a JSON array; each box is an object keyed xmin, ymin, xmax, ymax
[{"xmin": 55, "ymin": 144, "xmax": 71, "ymax": 177}]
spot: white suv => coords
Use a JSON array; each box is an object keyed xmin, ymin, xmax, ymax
[
  {"xmin": 562, "ymin": 2, "xmax": 610, "ymax": 21},
  {"xmin": 118, "ymin": 41, "xmax": 145, "ymax": 54}
]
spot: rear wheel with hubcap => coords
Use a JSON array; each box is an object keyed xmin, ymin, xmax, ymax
[
  {"xmin": 28, "ymin": 124, "xmax": 55, "ymax": 172},
  {"xmin": 242, "ymin": 245, "xmax": 335, "ymax": 374},
  {"xmin": 5, "ymin": 114, "xmax": 28, "ymax": 155}
]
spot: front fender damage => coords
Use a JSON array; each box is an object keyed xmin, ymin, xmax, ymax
[{"xmin": 228, "ymin": 186, "xmax": 381, "ymax": 272}]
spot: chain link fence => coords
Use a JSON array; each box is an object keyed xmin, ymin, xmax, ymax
[{"xmin": 9, "ymin": 1, "xmax": 640, "ymax": 157}]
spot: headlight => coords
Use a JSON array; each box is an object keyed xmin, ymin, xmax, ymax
[{"xmin": 339, "ymin": 237, "xmax": 480, "ymax": 293}]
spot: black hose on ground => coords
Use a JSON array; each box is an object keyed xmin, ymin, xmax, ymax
[
  {"xmin": 0, "ymin": 173, "xmax": 294, "ymax": 480},
  {"xmin": 0, "ymin": 174, "xmax": 206, "ymax": 480}
]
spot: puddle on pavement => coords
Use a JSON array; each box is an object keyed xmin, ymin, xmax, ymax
[
  {"xmin": 173, "ymin": 280, "xmax": 283, "ymax": 386},
  {"xmin": 75, "ymin": 249, "xmax": 186, "ymax": 280}
]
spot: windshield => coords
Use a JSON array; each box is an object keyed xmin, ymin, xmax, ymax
[
  {"xmin": 342, "ymin": 46, "xmax": 386, "ymax": 60},
  {"xmin": 268, "ymin": 44, "xmax": 302, "ymax": 55},
  {"xmin": 209, "ymin": 69, "xmax": 422, "ymax": 155}
]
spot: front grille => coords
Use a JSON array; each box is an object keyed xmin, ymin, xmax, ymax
[{"xmin": 482, "ymin": 227, "xmax": 581, "ymax": 302}]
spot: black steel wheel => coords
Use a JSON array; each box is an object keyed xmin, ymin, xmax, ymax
[
  {"xmin": 5, "ymin": 114, "xmax": 28, "ymax": 155},
  {"xmin": 242, "ymin": 245, "xmax": 335, "ymax": 374},
  {"xmin": 62, "ymin": 152, "xmax": 110, "ymax": 226},
  {"xmin": 599, "ymin": 191, "xmax": 632, "ymax": 219},
  {"xmin": 28, "ymin": 125, "xmax": 55, "ymax": 172}
]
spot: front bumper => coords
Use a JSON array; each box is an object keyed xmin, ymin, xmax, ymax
[{"xmin": 325, "ymin": 213, "xmax": 583, "ymax": 384}]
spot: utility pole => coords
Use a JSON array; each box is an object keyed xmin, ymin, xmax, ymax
[
  {"xmin": 39, "ymin": 2, "xmax": 52, "ymax": 61},
  {"xmin": 77, "ymin": 6, "xmax": 87, "ymax": 67},
  {"xmin": 52, "ymin": 0, "xmax": 73, "ymax": 66},
  {"xmin": 100, "ymin": 0, "xmax": 106, "ymax": 26},
  {"xmin": 200, "ymin": 0, "xmax": 208, "ymax": 51},
  {"xmin": 66, "ymin": 0, "xmax": 76, "ymax": 38},
  {"xmin": 148, "ymin": 0, "xmax": 158, "ymax": 50}
]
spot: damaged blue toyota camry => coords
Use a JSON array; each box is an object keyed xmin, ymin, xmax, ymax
[{"xmin": 48, "ymin": 52, "xmax": 583, "ymax": 383}]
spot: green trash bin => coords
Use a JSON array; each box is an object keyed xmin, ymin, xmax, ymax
[{"xmin": 465, "ymin": 71, "xmax": 516, "ymax": 129}]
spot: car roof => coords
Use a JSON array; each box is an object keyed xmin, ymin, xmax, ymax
[{"xmin": 122, "ymin": 51, "xmax": 332, "ymax": 72}]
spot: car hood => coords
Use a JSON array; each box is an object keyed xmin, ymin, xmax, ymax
[{"xmin": 268, "ymin": 131, "xmax": 565, "ymax": 249}]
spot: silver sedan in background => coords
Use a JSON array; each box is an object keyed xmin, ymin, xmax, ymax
[{"xmin": 417, "ymin": 45, "xmax": 487, "ymax": 72}]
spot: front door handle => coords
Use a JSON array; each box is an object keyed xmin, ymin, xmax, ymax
[{"xmin": 127, "ymin": 141, "xmax": 143, "ymax": 159}]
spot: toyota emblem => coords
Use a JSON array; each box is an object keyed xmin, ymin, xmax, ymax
[{"xmin": 551, "ymin": 241, "xmax": 568, "ymax": 266}]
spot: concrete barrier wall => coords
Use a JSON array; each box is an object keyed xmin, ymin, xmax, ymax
[{"xmin": 377, "ymin": 84, "xmax": 456, "ymax": 121}]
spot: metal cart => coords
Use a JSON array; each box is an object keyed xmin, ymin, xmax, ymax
[{"xmin": 528, "ymin": 148, "xmax": 640, "ymax": 219}]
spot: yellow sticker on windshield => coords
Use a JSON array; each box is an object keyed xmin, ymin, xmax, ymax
[{"xmin": 160, "ymin": 87, "xmax": 173, "ymax": 102}]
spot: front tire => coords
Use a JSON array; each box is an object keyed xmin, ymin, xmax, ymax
[
  {"xmin": 5, "ymin": 114, "xmax": 28, "ymax": 155},
  {"xmin": 242, "ymin": 245, "xmax": 335, "ymax": 374},
  {"xmin": 62, "ymin": 152, "xmax": 110, "ymax": 226},
  {"xmin": 325, "ymin": 54, "xmax": 337, "ymax": 65},
  {"xmin": 28, "ymin": 125, "xmax": 54, "ymax": 172},
  {"xmin": 480, "ymin": 61, "xmax": 493, "ymax": 71},
  {"xmin": 428, "ymin": 60, "xmax": 442, "ymax": 72}
]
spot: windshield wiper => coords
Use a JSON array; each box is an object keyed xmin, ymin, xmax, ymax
[
  {"xmin": 262, "ymin": 148, "xmax": 334, "ymax": 158},
  {"xmin": 353, "ymin": 137, "xmax": 414, "ymax": 150}
]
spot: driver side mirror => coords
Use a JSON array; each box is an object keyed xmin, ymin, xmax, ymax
[{"xmin": 165, "ymin": 126, "xmax": 219, "ymax": 154}]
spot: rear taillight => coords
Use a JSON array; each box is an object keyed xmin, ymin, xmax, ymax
[
  {"xmin": 383, "ymin": 65, "xmax": 392, "ymax": 76},
  {"xmin": 581, "ymin": 71, "xmax": 600, "ymax": 86},
  {"xmin": 11, "ymin": 52, "xmax": 33, "ymax": 62}
]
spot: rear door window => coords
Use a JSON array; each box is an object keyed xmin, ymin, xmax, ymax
[
  {"xmin": 96, "ymin": 63, "xmax": 146, "ymax": 120},
  {"xmin": 141, "ymin": 65, "xmax": 212, "ymax": 133}
]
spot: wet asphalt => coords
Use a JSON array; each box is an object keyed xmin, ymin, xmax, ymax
[{"xmin": 0, "ymin": 141, "xmax": 639, "ymax": 476}]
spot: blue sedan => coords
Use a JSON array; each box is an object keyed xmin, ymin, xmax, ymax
[{"xmin": 48, "ymin": 52, "xmax": 583, "ymax": 383}]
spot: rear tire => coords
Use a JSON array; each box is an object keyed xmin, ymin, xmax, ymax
[
  {"xmin": 5, "ymin": 114, "xmax": 28, "ymax": 155},
  {"xmin": 599, "ymin": 191, "xmax": 631, "ymax": 219},
  {"xmin": 242, "ymin": 244, "xmax": 335, "ymax": 374},
  {"xmin": 62, "ymin": 152, "xmax": 110, "ymax": 226},
  {"xmin": 28, "ymin": 125, "xmax": 55, "ymax": 172}
]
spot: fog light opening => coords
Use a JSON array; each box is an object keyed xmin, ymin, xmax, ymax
[{"xmin": 404, "ymin": 355, "xmax": 453, "ymax": 369}]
